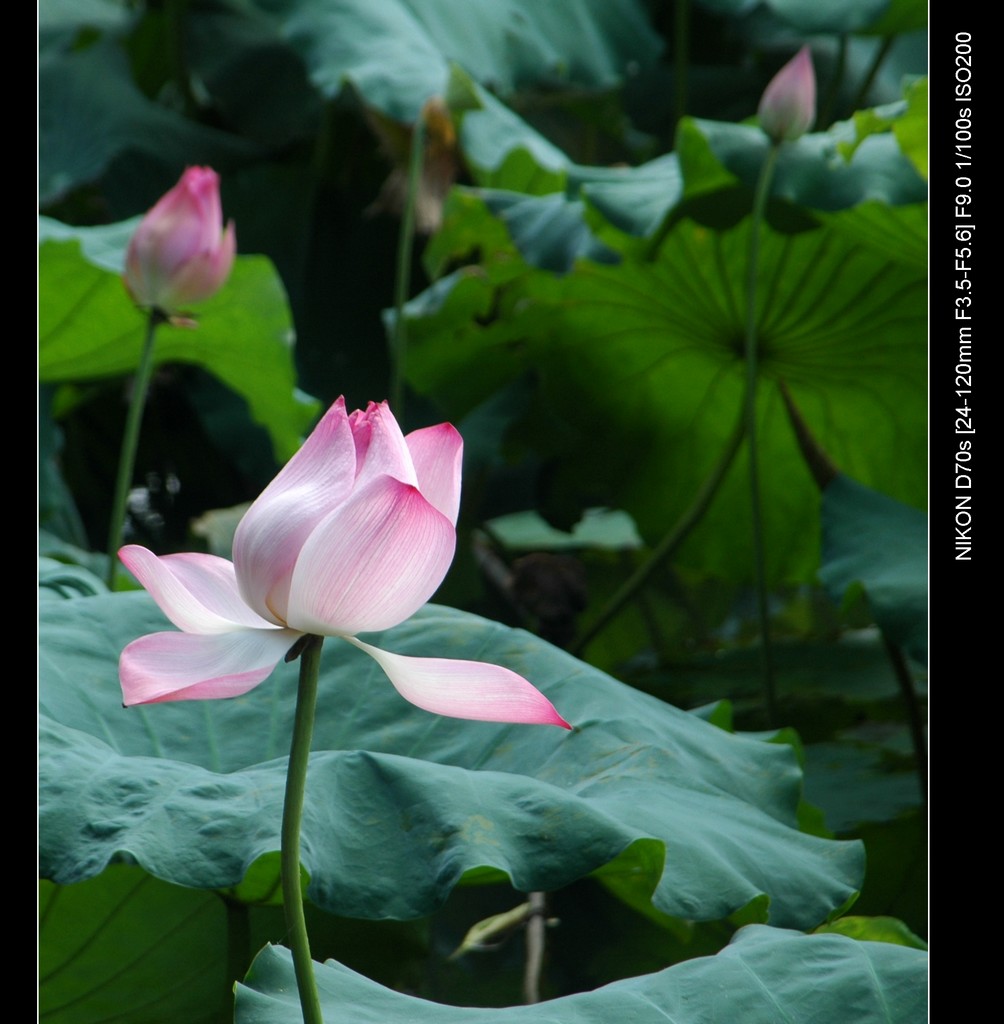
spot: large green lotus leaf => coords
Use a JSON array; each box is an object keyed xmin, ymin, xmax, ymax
[
  {"xmin": 486, "ymin": 508, "xmax": 644, "ymax": 552},
  {"xmin": 39, "ymin": 389, "xmax": 88, "ymax": 548},
  {"xmin": 802, "ymin": 744, "xmax": 921, "ymax": 834},
  {"xmin": 583, "ymin": 120, "xmax": 928, "ymax": 261},
  {"xmin": 423, "ymin": 111, "xmax": 925, "ymax": 287},
  {"xmin": 476, "ymin": 190, "xmax": 618, "ymax": 274},
  {"xmin": 450, "ymin": 74, "xmax": 573, "ymax": 191},
  {"xmin": 450, "ymin": 106, "xmax": 925, "ymax": 250},
  {"xmin": 850, "ymin": 813, "xmax": 926, "ymax": 934},
  {"xmin": 663, "ymin": 632, "xmax": 916, "ymax": 707},
  {"xmin": 764, "ymin": 0, "xmax": 890, "ymax": 33},
  {"xmin": 893, "ymin": 78, "xmax": 928, "ymax": 179},
  {"xmin": 693, "ymin": 1, "xmax": 925, "ymax": 49},
  {"xmin": 816, "ymin": 915, "xmax": 927, "ymax": 950},
  {"xmin": 692, "ymin": 0, "xmax": 758, "ymax": 15},
  {"xmin": 671, "ymin": 112, "xmax": 927, "ymax": 271},
  {"xmin": 677, "ymin": 117, "xmax": 927, "ymax": 214},
  {"xmin": 444, "ymin": 67, "xmax": 667, "ymax": 206},
  {"xmin": 38, "ymin": 223, "xmax": 318, "ymax": 462},
  {"xmin": 252, "ymin": 0, "xmax": 661, "ymax": 121},
  {"xmin": 423, "ymin": 189, "xmax": 525, "ymax": 280},
  {"xmin": 863, "ymin": 0, "xmax": 928, "ymax": 34},
  {"xmin": 819, "ymin": 475, "xmax": 927, "ymax": 663},
  {"xmin": 818, "ymin": 201, "xmax": 926, "ymax": 270},
  {"xmin": 182, "ymin": 0, "xmax": 323, "ymax": 149},
  {"xmin": 40, "ymin": 867, "xmax": 227, "ymax": 1024},
  {"xmin": 40, "ymin": 863, "xmax": 436, "ymax": 1022},
  {"xmin": 40, "ymin": 593, "xmax": 863, "ymax": 928},
  {"xmin": 406, "ymin": 215, "xmax": 926, "ymax": 581},
  {"xmin": 450, "ymin": 75, "xmax": 660, "ymax": 200},
  {"xmin": 235, "ymin": 926, "xmax": 926, "ymax": 1023},
  {"xmin": 843, "ymin": 78, "xmax": 928, "ymax": 182},
  {"xmin": 39, "ymin": 0, "xmax": 132, "ymax": 48},
  {"xmin": 39, "ymin": 36, "xmax": 260, "ymax": 205},
  {"xmin": 764, "ymin": 0, "xmax": 926, "ymax": 34},
  {"xmin": 580, "ymin": 153, "xmax": 684, "ymax": 237},
  {"xmin": 39, "ymin": 556, "xmax": 108, "ymax": 603},
  {"xmin": 421, "ymin": 177, "xmax": 622, "ymax": 287}
]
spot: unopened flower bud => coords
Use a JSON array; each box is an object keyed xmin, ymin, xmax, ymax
[
  {"xmin": 758, "ymin": 47, "xmax": 816, "ymax": 144},
  {"xmin": 124, "ymin": 167, "xmax": 236, "ymax": 314}
]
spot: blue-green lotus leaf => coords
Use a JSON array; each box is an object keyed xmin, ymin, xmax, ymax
[
  {"xmin": 235, "ymin": 925, "xmax": 927, "ymax": 1023},
  {"xmin": 40, "ymin": 593, "xmax": 863, "ymax": 927}
]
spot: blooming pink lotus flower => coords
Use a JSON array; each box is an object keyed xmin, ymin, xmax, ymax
[
  {"xmin": 119, "ymin": 398, "xmax": 571, "ymax": 728},
  {"xmin": 124, "ymin": 166, "xmax": 236, "ymax": 314},
  {"xmin": 758, "ymin": 46, "xmax": 816, "ymax": 143}
]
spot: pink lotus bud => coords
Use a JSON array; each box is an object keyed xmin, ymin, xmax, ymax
[
  {"xmin": 758, "ymin": 46, "xmax": 816, "ymax": 143},
  {"xmin": 124, "ymin": 166, "xmax": 236, "ymax": 314}
]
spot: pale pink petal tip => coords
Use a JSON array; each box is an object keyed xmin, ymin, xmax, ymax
[
  {"xmin": 349, "ymin": 638, "xmax": 572, "ymax": 728},
  {"xmin": 406, "ymin": 422, "xmax": 463, "ymax": 525}
]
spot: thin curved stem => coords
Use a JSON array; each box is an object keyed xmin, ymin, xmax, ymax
[
  {"xmin": 570, "ymin": 414, "xmax": 745, "ymax": 658},
  {"xmin": 281, "ymin": 635, "xmax": 325, "ymax": 1024},
  {"xmin": 673, "ymin": 0, "xmax": 691, "ymax": 130},
  {"xmin": 743, "ymin": 144, "xmax": 781, "ymax": 726},
  {"xmin": 642, "ymin": 210, "xmax": 675, "ymax": 263},
  {"xmin": 106, "ymin": 309, "xmax": 164, "ymax": 589},
  {"xmin": 777, "ymin": 379, "xmax": 838, "ymax": 490},
  {"xmin": 850, "ymin": 36, "xmax": 895, "ymax": 114},
  {"xmin": 818, "ymin": 34, "xmax": 848, "ymax": 129},
  {"xmin": 881, "ymin": 634, "xmax": 928, "ymax": 807},
  {"xmin": 164, "ymin": 0, "xmax": 200, "ymax": 118},
  {"xmin": 523, "ymin": 890, "xmax": 547, "ymax": 1004},
  {"xmin": 389, "ymin": 111, "xmax": 428, "ymax": 416}
]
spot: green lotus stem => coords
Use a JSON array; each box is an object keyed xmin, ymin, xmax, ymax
[
  {"xmin": 281, "ymin": 634, "xmax": 325, "ymax": 1024},
  {"xmin": 777, "ymin": 379, "xmax": 838, "ymax": 490},
  {"xmin": 818, "ymin": 34, "xmax": 848, "ymax": 128},
  {"xmin": 642, "ymin": 210, "xmax": 674, "ymax": 263},
  {"xmin": 570, "ymin": 413, "xmax": 745, "ymax": 658},
  {"xmin": 881, "ymin": 634, "xmax": 927, "ymax": 807},
  {"xmin": 390, "ymin": 111, "xmax": 428, "ymax": 416},
  {"xmin": 850, "ymin": 36, "xmax": 895, "ymax": 115},
  {"xmin": 673, "ymin": 0, "xmax": 691, "ymax": 129},
  {"xmin": 164, "ymin": 0, "xmax": 199, "ymax": 118},
  {"xmin": 523, "ymin": 890, "xmax": 547, "ymax": 1004},
  {"xmin": 106, "ymin": 309, "xmax": 165, "ymax": 589},
  {"xmin": 743, "ymin": 143, "xmax": 781, "ymax": 727}
]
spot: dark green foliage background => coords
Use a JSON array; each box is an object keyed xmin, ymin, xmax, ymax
[{"xmin": 39, "ymin": 1, "xmax": 927, "ymax": 1020}]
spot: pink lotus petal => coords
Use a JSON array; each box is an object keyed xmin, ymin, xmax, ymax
[
  {"xmin": 233, "ymin": 398, "xmax": 358, "ymax": 624},
  {"xmin": 124, "ymin": 167, "xmax": 235, "ymax": 313},
  {"xmin": 120, "ymin": 627, "xmax": 300, "ymax": 705},
  {"xmin": 165, "ymin": 218, "xmax": 237, "ymax": 305},
  {"xmin": 758, "ymin": 46, "xmax": 816, "ymax": 143},
  {"xmin": 119, "ymin": 545, "xmax": 277, "ymax": 633},
  {"xmin": 406, "ymin": 423, "xmax": 463, "ymax": 525},
  {"xmin": 349, "ymin": 401, "xmax": 419, "ymax": 492},
  {"xmin": 346, "ymin": 637, "xmax": 572, "ymax": 727},
  {"xmin": 148, "ymin": 179, "xmax": 213, "ymax": 269},
  {"xmin": 286, "ymin": 476, "xmax": 455, "ymax": 636}
]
